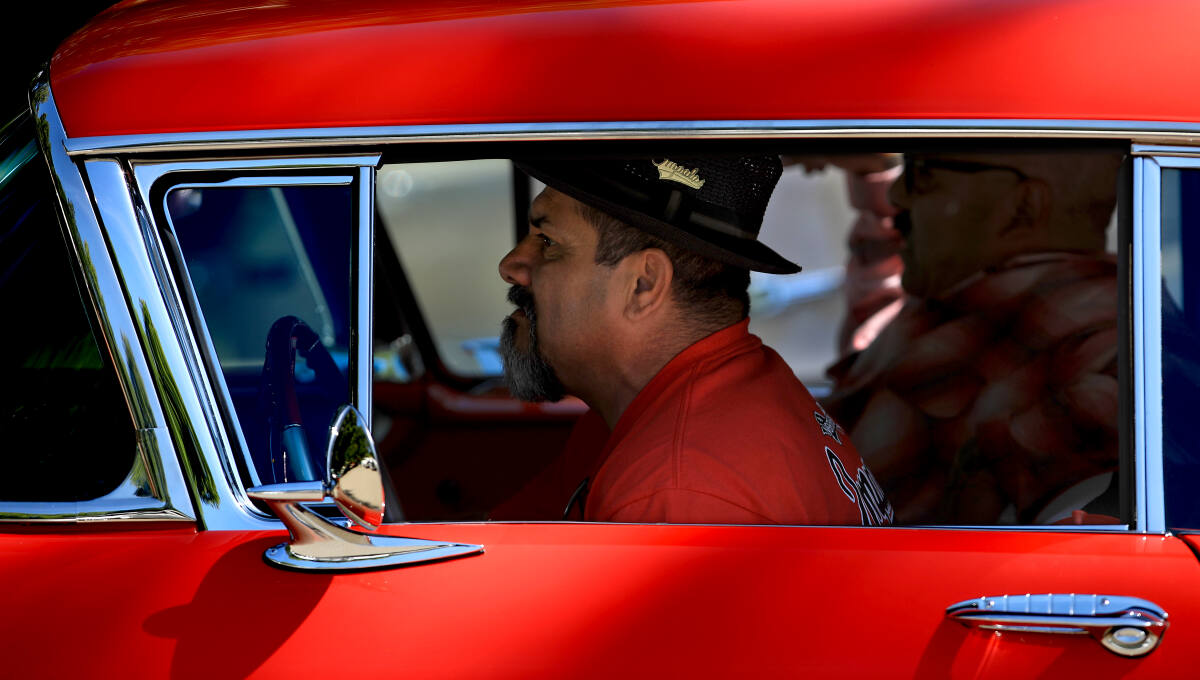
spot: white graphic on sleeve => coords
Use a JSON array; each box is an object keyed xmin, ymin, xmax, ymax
[
  {"xmin": 812, "ymin": 408, "xmax": 843, "ymax": 444},
  {"xmin": 825, "ymin": 447, "xmax": 894, "ymax": 526}
]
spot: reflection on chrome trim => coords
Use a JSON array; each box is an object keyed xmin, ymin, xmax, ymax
[
  {"xmin": 86, "ymin": 157, "xmax": 244, "ymax": 528},
  {"xmin": 3, "ymin": 73, "xmax": 196, "ymax": 524},
  {"xmin": 1133, "ymin": 157, "xmax": 1166, "ymax": 533},
  {"xmin": 64, "ymin": 119, "xmax": 1200, "ymax": 155},
  {"xmin": 0, "ymin": 444, "xmax": 172, "ymax": 522}
]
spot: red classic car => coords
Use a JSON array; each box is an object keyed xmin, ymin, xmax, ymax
[{"xmin": 3, "ymin": 0, "xmax": 1200, "ymax": 677}]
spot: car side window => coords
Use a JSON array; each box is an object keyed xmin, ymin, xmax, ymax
[
  {"xmin": 373, "ymin": 147, "xmax": 1126, "ymax": 527},
  {"xmin": 0, "ymin": 118, "xmax": 136, "ymax": 502},
  {"xmin": 165, "ymin": 179, "xmax": 354, "ymax": 486}
]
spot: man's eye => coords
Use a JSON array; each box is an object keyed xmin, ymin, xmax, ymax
[{"xmin": 538, "ymin": 234, "xmax": 555, "ymax": 248}]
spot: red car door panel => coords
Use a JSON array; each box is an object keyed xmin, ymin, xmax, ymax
[{"xmin": 4, "ymin": 524, "xmax": 1197, "ymax": 678}]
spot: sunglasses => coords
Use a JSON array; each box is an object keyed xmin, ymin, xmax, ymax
[{"xmin": 903, "ymin": 157, "xmax": 1029, "ymax": 194}]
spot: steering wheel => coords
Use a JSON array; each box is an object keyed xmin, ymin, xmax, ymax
[
  {"xmin": 258, "ymin": 315, "xmax": 406, "ymax": 522},
  {"xmin": 259, "ymin": 316, "xmax": 345, "ymax": 483}
]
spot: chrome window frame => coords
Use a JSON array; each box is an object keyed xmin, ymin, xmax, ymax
[
  {"xmin": 28, "ymin": 69, "xmax": 1177, "ymax": 532},
  {"xmin": 61, "ymin": 120, "xmax": 1200, "ymax": 157},
  {"xmin": 0, "ymin": 76, "xmax": 195, "ymax": 523},
  {"xmin": 126, "ymin": 156, "xmax": 378, "ymax": 529},
  {"xmin": 1130, "ymin": 146, "xmax": 1200, "ymax": 532},
  {"xmin": 1133, "ymin": 154, "xmax": 1166, "ymax": 533}
]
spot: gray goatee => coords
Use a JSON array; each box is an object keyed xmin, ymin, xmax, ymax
[{"xmin": 499, "ymin": 284, "xmax": 567, "ymax": 402}]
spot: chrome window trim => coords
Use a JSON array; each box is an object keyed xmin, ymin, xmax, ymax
[
  {"xmin": 85, "ymin": 157, "xmax": 255, "ymax": 528},
  {"xmin": 63, "ymin": 119, "xmax": 1200, "ymax": 156},
  {"xmin": 1, "ymin": 75, "xmax": 195, "ymax": 523},
  {"xmin": 1133, "ymin": 144, "xmax": 1200, "ymax": 157},
  {"xmin": 354, "ymin": 165, "xmax": 375, "ymax": 420},
  {"xmin": 1134, "ymin": 157, "xmax": 1166, "ymax": 533},
  {"xmin": 1137, "ymin": 154, "xmax": 1200, "ymax": 534},
  {"xmin": 171, "ymin": 175, "xmax": 354, "ymax": 188},
  {"xmin": 128, "ymin": 154, "xmax": 379, "ymax": 529},
  {"xmin": 131, "ymin": 157, "xmax": 380, "ymax": 198}
]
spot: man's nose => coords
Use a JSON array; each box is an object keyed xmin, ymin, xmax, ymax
[{"xmin": 498, "ymin": 240, "xmax": 533, "ymax": 287}]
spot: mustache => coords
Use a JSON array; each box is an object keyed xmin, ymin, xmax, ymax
[{"xmin": 507, "ymin": 284, "xmax": 536, "ymax": 317}]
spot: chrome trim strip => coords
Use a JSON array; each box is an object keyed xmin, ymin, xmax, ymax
[
  {"xmin": 1133, "ymin": 144, "xmax": 1200, "ymax": 157},
  {"xmin": 489, "ymin": 520, "xmax": 1132, "ymax": 531},
  {"xmin": 173, "ymin": 175, "xmax": 354, "ymax": 188},
  {"xmin": 1137, "ymin": 155, "xmax": 1200, "ymax": 533},
  {"xmin": 85, "ymin": 157, "xmax": 248, "ymax": 528},
  {"xmin": 355, "ymin": 165, "xmax": 375, "ymax": 420},
  {"xmin": 1133, "ymin": 156, "xmax": 1165, "ymax": 533},
  {"xmin": 64, "ymin": 119, "xmax": 1200, "ymax": 155},
  {"xmin": 125, "ymin": 154, "xmax": 379, "ymax": 529},
  {"xmin": 2, "ymin": 74, "xmax": 195, "ymax": 524},
  {"xmin": 131, "ymin": 156, "xmax": 380, "ymax": 200}
]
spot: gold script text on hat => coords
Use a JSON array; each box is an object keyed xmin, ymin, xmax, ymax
[{"xmin": 653, "ymin": 159, "xmax": 706, "ymax": 190}]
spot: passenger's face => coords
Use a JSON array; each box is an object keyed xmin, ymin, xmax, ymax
[
  {"xmin": 497, "ymin": 188, "xmax": 621, "ymax": 401},
  {"xmin": 889, "ymin": 153, "xmax": 1025, "ymax": 298}
]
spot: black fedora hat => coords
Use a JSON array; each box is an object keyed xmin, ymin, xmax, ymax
[{"xmin": 516, "ymin": 155, "xmax": 801, "ymax": 274}]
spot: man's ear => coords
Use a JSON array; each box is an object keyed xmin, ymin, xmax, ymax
[{"xmin": 624, "ymin": 248, "xmax": 673, "ymax": 320}]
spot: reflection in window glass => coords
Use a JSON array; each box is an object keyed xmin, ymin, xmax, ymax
[
  {"xmin": 377, "ymin": 160, "xmax": 514, "ymax": 377},
  {"xmin": 0, "ymin": 119, "xmax": 135, "ymax": 501},
  {"xmin": 168, "ymin": 183, "xmax": 352, "ymax": 484},
  {"xmin": 749, "ymin": 163, "xmax": 854, "ymax": 390},
  {"xmin": 822, "ymin": 149, "xmax": 1121, "ymax": 525},
  {"xmin": 1161, "ymin": 168, "xmax": 1200, "ymax": 530}
]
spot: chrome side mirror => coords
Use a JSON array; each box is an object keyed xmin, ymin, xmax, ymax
[
  {"xmin": 248, "ymin": 405, "xmax": 482, "ymax": 572},
  {"xmin": 326, "ymin": 406, "xmax": 384, "ymax": 529}
]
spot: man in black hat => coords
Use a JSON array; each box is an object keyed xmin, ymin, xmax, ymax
[{"xmin": 497, "ymin": 156, "xmax": 891, "ymax": 526}]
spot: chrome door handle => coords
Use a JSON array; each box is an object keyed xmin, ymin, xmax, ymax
[{"xmin": 946, "ymin": 594, "xmax": 1168, "ymax": 658}]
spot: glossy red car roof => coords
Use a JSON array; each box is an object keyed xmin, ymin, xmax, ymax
[{"xmin": 51, "ymin": 0, "xmax": 1200, "ymax": 139}]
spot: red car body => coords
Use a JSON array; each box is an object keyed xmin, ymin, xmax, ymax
[
  {"xmin": 50, "ymin": 0, "xmax": 1200, "ymax": 134},
  {"xmin": 3, "ymin": 1, "xmax": 1199, "ymax": 677}
]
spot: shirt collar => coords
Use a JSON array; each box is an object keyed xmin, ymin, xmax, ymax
[{"xmin": 606, "ymin": 318, "xmax": 758, "ymax": 448}]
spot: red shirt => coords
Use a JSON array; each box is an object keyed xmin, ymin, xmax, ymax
[{"xmin": 585, "ymin": 320, "xmax": 891, "ymax": 525}]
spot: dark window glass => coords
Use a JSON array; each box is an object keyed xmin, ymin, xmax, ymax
[
  {"xmin": 167, "ymin": 182, "xmax": 353, "ymax": 485},
  {"xmin": 1161, "ymin": 168, "xmax": 1200, "ymax": 529},
  {"xmin": 0, "ymin": 116, "xmax": 135, "ymax": 501}
]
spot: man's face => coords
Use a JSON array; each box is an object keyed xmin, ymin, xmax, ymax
[
  {"xmin": 889, "ymin": 153, "xmax": 1027, "ymax": 298},
  {"xmin": 497, "ymin": 188, "xmax": 622, "ymax": 401}
]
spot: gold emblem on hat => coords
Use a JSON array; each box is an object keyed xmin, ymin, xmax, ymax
[{"xmin": 653, "ymin": 159, "xmax": 705, "ymax": 190}]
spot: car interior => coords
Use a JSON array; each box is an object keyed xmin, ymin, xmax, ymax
[{"xmin": 40, "ymin": 136, "xmax": 1132, "ymax": 528}]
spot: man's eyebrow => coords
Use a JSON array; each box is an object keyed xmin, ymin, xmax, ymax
[{"xmin": 529, "ymin": 212, "xmax": 548, "ymax": 230}]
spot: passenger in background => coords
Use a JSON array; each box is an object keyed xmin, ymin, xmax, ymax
[{"xmin": 824, "ymin": 149, "xmax": 1123, "ymax": 524}]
